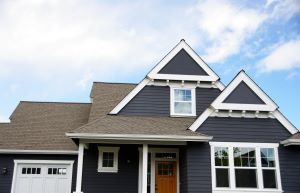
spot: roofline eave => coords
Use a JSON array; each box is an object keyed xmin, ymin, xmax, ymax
[
  {"xmin": 280, "ymin": 139, "xmax": 300, "ymax": 146},
  {"xmin": 66, "ymin": 133, "xmax": 213, "ymax": 142}
]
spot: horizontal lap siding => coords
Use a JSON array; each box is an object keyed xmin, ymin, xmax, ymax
[
  {"xmin": 119, "ymin": 86, "xmax": 170, "ymax": 116},
  {"xmin": 186, "ymin": 142, "xmax": 211, "ymax": 193},
  {"xmin": 279, "ymin": 146, "xmax": 300, "ymax": 193},
  {"xmin": 197, "ymin": 117, "xmax": 291, "ymax": 142},
  {"xmin": 119, "ymin": 86, "xmax": 220, "ymax": 116},
  {"xmin": 82, "ymin": 144, "xmax": 139, "ymax": 193},
  {"xmin": 196, "ymin": 88, "xmax": 220, "ymax": 115},
  {"xmin": 191, "ymin": 117, "xmax": 300, "ymax": 193},
  {"xmin": 0, "ymin": 154, "xmax": 77, "ymax": 193}
]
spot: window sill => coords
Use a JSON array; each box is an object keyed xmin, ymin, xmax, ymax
[
  {"xmin": 213, "ymin": 189, "xmax": 283, "ymax": 193},
  {"xmin": 97, "ymin": 169, "xmax": 118, "ymax": 173},
  {"xmin": 170, "ymin": 114, "xmax": 196, "ymax": 117}
]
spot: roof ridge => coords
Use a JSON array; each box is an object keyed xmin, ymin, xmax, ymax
[
  {"xmin": 20, "ymin": 101, "xmax": 91, "ymax": 105},
  {"xmin": 93, "ymin": 81, "xmax": 137, "ymax": 85}
]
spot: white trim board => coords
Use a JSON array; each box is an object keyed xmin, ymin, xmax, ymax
[
  {"xmin": 66, "ymin": 133, "xmax": 213, "ymax": 141},
  {"xmin": 211, "ymin": 70, "xmax": 278, "ymax": 111},
  {"xmin": 281, "ymin": 138, "xmax": 300, "ymax": 146},
  {"xmin": 147, "ymin": 39, "xmax": 219, "ymax": 82},
  {"xmin": 110, "ymin": 78, "xmax": 150, "ymax": 114},
  {"xmin": 189, "ymin": 70, "xmax": 299, "ymax": 134},
  {"xmin": 0, "ymin": 149, "xmax": 78, "ymax": 154}
]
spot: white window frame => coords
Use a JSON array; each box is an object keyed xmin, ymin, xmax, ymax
[
  {"xmin": 209, "ymin": 142, "xmax": 282, "ymax": 193},
  {"xmin": 170, "ymin": 86, "xmax": 196, "ymax": 117},
  {"xmin": 98, "ymin": 146, "xmax": 120, "ymax": 173}
]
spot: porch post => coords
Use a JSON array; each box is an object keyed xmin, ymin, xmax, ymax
[
  {"xmin": 142, "ymin": 144, "xmax": 148, "ymax": 193},
  {"xmin": 74, "ymin": 143, "xmax": 85, "ymax": 193}
]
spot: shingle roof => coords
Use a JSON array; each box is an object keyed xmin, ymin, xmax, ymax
[
  {"xmin": 0, "ymin": 102, "xmax": 91, "ymax": 151},
  {"xmin": 287, "ymin": 132, "xmax": 300, "ymax": 140},
  {"xmin": 88, "ymin": 82, "xmax": 136, "ymax": 122},
  {"xmin": 69, "ymin": 115, "xmax": 208, "ymax": 137}
]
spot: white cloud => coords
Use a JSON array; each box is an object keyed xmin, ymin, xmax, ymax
[
  {"xmin": 258, "ymin": 39, "xmax": 300, "ymax": 72},
  {"xmin": 270, "ymin": 0, "xmax": 300, "ymax": 20},
  {"xmin": 189, "ymin": 0, "xmax": 267, "ymax": 63},
  {"xmin": 0, "ymin": 114, "xmax": 10, "ymax": 123}
]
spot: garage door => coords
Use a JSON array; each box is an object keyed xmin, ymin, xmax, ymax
[{"xmin": 13, "ymin": 161, "xmax": 73, "ymax": 193}]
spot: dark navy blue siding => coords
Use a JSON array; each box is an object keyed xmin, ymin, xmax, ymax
[
  {"xmin": 185, "ymin": 142, "xmax": 211, "ymax": 193},
  {"xmin": 179, "ymin": 147, "xmax": 188, "ymax": 193},
  {"xmin": 82, "ymin": 144, "xmax": 139, "ymax": 193},
  {"xmin": 0, "ymin": 154, "xmax": 77, "ymax": 193},
  {"xmin": 119, "ymin": 86, "xmax": 220, "ymax": 117},
  {"xmin": 196, "ymin": 88, "xmax": 220, "ymax": 116},
  {"xmin": 197, "ymin": 117, "xmax": 291, "ymax": 142},
  {"xmin": 223, "ymin": 81, "xmax": 265, "ymax": 104},
  {"xmin": 279, "ymin": 146, "xmax": 300, "ymax": 193},
  {"xmin": 119, "ymin": 86, "xmax": 170, "ymax": 116},
  {"xmin": 158, "ymin": 49, "xmax": 209, "ymax": 76},
  {"xmin": 189, "ymin": 117, "xmax": 300, "ymax": 193}
]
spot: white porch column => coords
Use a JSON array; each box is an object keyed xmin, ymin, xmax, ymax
[
  {"xmin": 74, "ymin": 143, "xmax": 85, "ymax": 193},
  {"xmin": 142, "ymin": 144, "xmax": 148, "ymax": 193}
]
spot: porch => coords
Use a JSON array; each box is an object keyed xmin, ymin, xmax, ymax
[{"xmin": 72, "ymin": 140, "xmax": 203, "ymax": 193}]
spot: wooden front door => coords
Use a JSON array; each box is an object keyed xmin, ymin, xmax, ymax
[{"xmin": 155, "ymin": 161, "xmax": 177, "ymax": 193}]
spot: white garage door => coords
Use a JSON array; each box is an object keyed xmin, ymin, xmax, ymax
[{"xmin": 13, "ymin": 160, "xmax": 73, "ymax": 193}]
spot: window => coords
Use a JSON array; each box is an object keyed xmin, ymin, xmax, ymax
[
  {"xmin": 170, "ymin": 88, "xmax": 196, "ymax": 116},
  {"xmin": 21, "ymin": 167, "xmax": 41, "ymax": 175},
  {"xmin": 47, "ymin": 167, "xmax": 67, "ymax": 175},
  {"xmin": 210, "ymin": 142, "xmax": 282, "ymax": 192},
  {"xmin": 98, "ymin": 147, "xmax": 120, "ymax": 173}
]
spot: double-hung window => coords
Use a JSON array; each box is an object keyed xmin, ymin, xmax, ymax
[
  {"xmin": 210, "ymin": 142, "xmax": 282, "ymax": 192},
  {"xmin": 98, "ymin": 147, "xmax": 120, "ymax": 173},
  {"xmin": 170, "ymin": 87, "xmax": 196, "ymax": 116}
]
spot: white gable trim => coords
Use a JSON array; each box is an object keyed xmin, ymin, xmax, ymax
[
  {"xmin": 189, "ymin": 71, "xmax": 298, "ymax": 134},
  {"xmin": 211, "ymin": 70, "xmax": 278, "ymax": 111},
  {"xmin": 110, "ymin": 78, "xmax": 150, "ymax": 114},
  {"xmin": 273, "ymin": 110, "xmax": 298, "ymax": 134},
  {"xmin": 147, "ymin": 40, "xmax": 219, "ymax": 81}
]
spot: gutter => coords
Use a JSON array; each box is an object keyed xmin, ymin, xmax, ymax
[
  {"xmin": 66, "ymin": 133, "xmax": 213, "ymax": 142},
  {"xmin": 0, "ymin": 149, "xmax": 78, "ymax": 155},
  {"xmin": 280, "ymin": 139, "xmax": 300, "ymax": 146}
]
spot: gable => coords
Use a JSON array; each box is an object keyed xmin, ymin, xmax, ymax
[
  {"xmin": 223, "ymin": 81, "xmax": 265, "ymax": 104},
  {"xmin": 158, "ymin": 49, "xmax": 209, "ymax": 76},
  {"xmin": 147, "ymin": 40, "xmax": 220, "ymax": 82},
  {"xmin": 211, "ymin": 70, "xmax": 277, "ymax": 111}
]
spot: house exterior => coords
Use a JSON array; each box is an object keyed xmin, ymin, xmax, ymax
[{"xmin": 0, "ymin": 39, "xmax": 300, "ymax": 193}]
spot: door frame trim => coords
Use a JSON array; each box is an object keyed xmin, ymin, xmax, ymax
[
  {"xmin": 11, "ymin": 160, "xmax": 74, "ymax": 193},
  {"xmin": 138, "ymin": 148, "xmax": 179, "ymax": 193}
]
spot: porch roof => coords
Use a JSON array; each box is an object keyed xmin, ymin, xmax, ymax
[
  {"xmin": 66, "ymin": 115, "xmax": 212, "ymax": 141},
  {"xmin": 281, "ymin": 132, "xmax": 300, "ymax": 146}
]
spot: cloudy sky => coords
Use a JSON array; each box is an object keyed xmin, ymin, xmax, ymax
[{"xmin": 0, "ymin": 0, "xmax": 299, "ymax": 129}]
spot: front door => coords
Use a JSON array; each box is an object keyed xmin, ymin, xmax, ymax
[{"xmin": 155, "ymin": 161, "xmax": 177, "ymax": 193}]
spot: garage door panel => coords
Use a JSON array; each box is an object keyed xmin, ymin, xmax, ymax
[
  {"xmin": 15, "ymin": 178, "xmax": 30, "ymax": 193},
  {"xmin": 14, "ymin": 162, "xmax": 73, "ymax": 193},
  {"xmin": 44, "ymin": 178, "xmax": 56, "ymax": 193},
  {"xmin": 57, "ymin": 178, "xmax": 70, "ymax": 193},
  {"xmin": 31, "ymin": 178, "xmax": 44, "ymax": 193}
]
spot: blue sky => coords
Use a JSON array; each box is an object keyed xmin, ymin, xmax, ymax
[{"xmin": 0, "ymin": 0, "xmax": 299, "ymax": 130}]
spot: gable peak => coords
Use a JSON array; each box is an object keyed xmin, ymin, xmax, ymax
[
  {"xmin": 211, "ymin": 70, "xmax": 278, "ymax": 111},
  {"xmin": 147, "ymin": 40, "xmax": 219, "ymax": 82}
]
